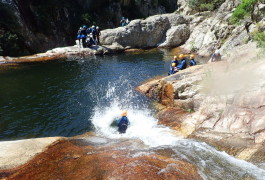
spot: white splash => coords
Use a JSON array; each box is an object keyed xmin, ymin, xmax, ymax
[
  {"xmin": 90, "ymin": 77, "xmax": 180, "ymax": 147},
  {"xmin": 91, "ymin": 100, "xmax": 179, "ymax": 147}
]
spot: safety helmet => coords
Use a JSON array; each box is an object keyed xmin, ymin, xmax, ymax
[
  {"xmin": 190, "ymin": 54, "xmax": 195, "ymax": 58},
  {"xmin": 172, "ymin": 63, "xmax": 176, "ymax": 67},
  {"xmin": 92, "ymin": 25, "xmax": 95, "ymax": 28},
  {"xmin": 96, "ymin": 26, "xmax": 99, "ymax": 29},
  {"xmin": 174, "ymin": 56, "xmax": 177, "ymax": 59},
  {"xmin": 121, "ymin": 111, "xmax": 127, "ymax": 116},
  {"xmin": 179, "ymin": 54, "xmax": 184, "ymax": 59},
  {"xmin": 83, "ymin": 25, "xmax": 86, "ymax": 28}
]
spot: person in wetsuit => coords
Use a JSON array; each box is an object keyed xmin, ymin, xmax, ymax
[{"xmin": 117, "ymin": 111, "xmax": 130, "ymax": 134}]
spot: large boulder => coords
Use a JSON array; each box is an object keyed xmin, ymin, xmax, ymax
[{"xmin": 101, "ymin": 13, "xmax": 190, "ymax": 49}]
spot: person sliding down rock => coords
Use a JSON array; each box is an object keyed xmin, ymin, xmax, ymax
[
  {"xmin": 177, "ymin": 54, "xmax": 187, "ymax": 70},
  {"xmin": 117, "ymin": 111, "xmax": 130, "ymax": 134}
]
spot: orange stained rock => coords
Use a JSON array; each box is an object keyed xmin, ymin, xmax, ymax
[{"xmin": 0, "ymin": 139, "xmax": 202, "ymax": 180}]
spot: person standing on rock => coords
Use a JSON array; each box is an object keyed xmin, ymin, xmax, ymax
[
  {"xmin": 76, "ymin": 27, "xmax": 82, "ymax": 48},
  {"xmin": 120, "ymin": 17, "xmax": 126, "ymax": 27},
  {"xmin": 91, "ymin": 25, "xmax": 97, "ymax": 44},
  {"xmin": 81, "ymin": 25, "xmax": 87, "ymax": 48},
  {"xmin": 189, "ymin": 54, "xmax": 197, "ymax": 66},
  {"xmin": 177, "ymin": 54, "xmax": 187, "ymax": 70},
  {"xmin": 117, "ymin": 111, "xmax": 130, "ymax": 134},
  {"xmin": 208, "ymin": 49, "xmax": 222, "ymax": 63},
  {"xmin": 96, "ymin": 26, "xmax": 101, "ymax": 45}
]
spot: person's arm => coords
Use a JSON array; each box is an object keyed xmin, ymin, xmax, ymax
[
  {"xmin": 117, "ymin": 118, "xmax": 121, "ymax": 126},
  {"xmin": 177, "ymin": 61, "xmax": 184, "ymax": 70}
]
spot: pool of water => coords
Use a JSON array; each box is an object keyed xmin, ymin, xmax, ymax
[{"xmin": 0, "ymin": 48, "xmax": 182, "ymax": 140}]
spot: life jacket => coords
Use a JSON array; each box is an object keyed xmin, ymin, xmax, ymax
[
  {"xmin": 81, "ymin": 28, "xmax": 87, "ymax": 36},
  {"xmin": 86, "ymin": 27, "xmax": 92, "ymax": 34},
  {"xmin": 177, "ymin": 59, "xmax": 187, "ymax": 70},
  {"xmin": 189, "ymin": 59, "xmax": 196, "ymax": 66},
  {"xmin": 92, "ymin": 28, "xmax": 97, "ymax": 37},
  {"xmin": 118, "ymin": 116, "xmax": 129, "ymax": 127}
]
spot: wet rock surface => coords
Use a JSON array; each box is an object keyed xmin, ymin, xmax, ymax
[
  {"xmin": 0, "ymin": 138, "xmax": 202, "ymax": 180},
  {"xmin": 137, "ymin": 42, "xmax": 265, "ymax": 162}
]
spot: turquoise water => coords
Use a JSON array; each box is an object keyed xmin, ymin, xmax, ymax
[{"xmin": 0, "ymin": 49, "xmax": 172, "ymax": 140}]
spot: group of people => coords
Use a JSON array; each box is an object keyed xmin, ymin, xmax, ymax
[
  {"xmin": 120, "ymin": 17, "xmax": 130, "ymax": 27},
  {"xmin": 169, "ymin": 54, "xmax": 197, "ymax": 75},
  {"xmin": 76, "ymin": 25, "xmax": 101, "ymax": 48}
]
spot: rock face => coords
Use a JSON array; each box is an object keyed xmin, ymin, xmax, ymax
[
  {"xmin": 0, "ymin": 138, "xmax": 202, "ymax": 179},
  {"xmin": 0, "ymin": 137, "xmax": 63, "ymax": 170},
  {"xmin": 101, "ymin": 13, "xmax": 190, "ymax": 49},
  {"xmin": 180, "ymin": 0, "xmax": 265, "ymax": 56},
  {"xmin": 137, "ymin": 42, "xmax": 265, "ymax": 162},
  {"xmin": 0, "ymin": 0, "xmax": 178, "ymax": 57}
]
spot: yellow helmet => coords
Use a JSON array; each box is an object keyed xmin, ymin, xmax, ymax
[
  {"xmin": 179, "ymin": 54, "xmax": 184, "ymax": 59},
  {"xmin": 190, "ymin": 54, "xmax": 195, "ymax": 58},
  {"xmin": 174, "ymin": 56, "xmax": 177, "ymax": 59},
  {"xmin": 121, "ymin": 111, "xmax": 127, "ymax": 116},
  {"xmin": 172, "ymin": 63, "xmax": 176, "ymax": 67}
]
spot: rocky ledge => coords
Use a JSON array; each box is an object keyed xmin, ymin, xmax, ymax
[
  {"xmin": 136, "ymin": 42, "xmax": 265, "ymax": 163},
  {"xmin": 0, "ymin": 13, "xmax": 190, "ymax": 65},
  {"xmin": 0, "ymin": 136, "xmax": 202, "ymax": 179}
]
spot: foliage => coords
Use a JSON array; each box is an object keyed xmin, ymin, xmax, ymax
[
  {"xmin": 188, "ymin": 0, "xmax": 225, "ymax": 12},
  {"xmin": 253, "ymin": 32, "xmax": 265, "ymax": 48},
  {"xmin": 230, "ymin": 0, "xmax": 258, "ymax": 24},
  {"xmin": 80, "ymin": 13, "xmax": 96, "ymax": 26},
  {"xmin": 0, "ymin": 29, "xmax": 28, "ymax": 56}
]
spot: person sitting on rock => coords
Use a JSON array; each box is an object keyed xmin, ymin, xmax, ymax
[
  {"xmin": 120, "ymin": 17, "xmax": 126, "ymax": 27},
  {"xmin": 168, "ymin": 56, "xmax": 179, "ymax": 75},
  {"xmin": 177, "ymin": 54, "xmax": 187, "ymax": 70},
  {"xmin": 169, "ymin": 63, "xmax": 178, "ymax": 75},
  {"xmin": 117, "ymin": 111, "xmax": 130, "ymax": 134},
  {"xmin": 189, "ymin": 54, "xmax": 197, "ymax": 66},
  {"xmin": 208, "ymin": 49, "xmax": 222, "ymax": 63}
]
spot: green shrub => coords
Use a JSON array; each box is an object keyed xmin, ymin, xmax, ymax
[
  {"xmin": 188, "ymin": 0, "xmax": 225, "ymax": 12},
  {"xmin": 253, "ymin": 32, "xmax": 265, "ymax": 48},
  {"xmin": 230, "ymin": 0, "xmax": 258, "ymax": 24},
  {"xmin": 199, "ymin": 3, "xmax": 214, "ymax": 11}
]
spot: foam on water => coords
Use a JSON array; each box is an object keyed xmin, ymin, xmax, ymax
[
  {"xmin": 89, "ymin": 75, "xmax": 265, "ymax": 179},
  {"xmin": 90, "ymin": 76, "xmax": 180, "ymax": 147}
]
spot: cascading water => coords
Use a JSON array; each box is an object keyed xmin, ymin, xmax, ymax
[
  {"xmin": 90, "ymin": 75, "xmax": 179, "ymax": 147},
  {"xmin": 90, "ymin": 75, "xmax": 265, "ymax": 180}
]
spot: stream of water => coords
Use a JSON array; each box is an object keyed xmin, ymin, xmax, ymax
[{"xmin": 0, "ymin": 49, "xmax": 264, "ymax": 179}]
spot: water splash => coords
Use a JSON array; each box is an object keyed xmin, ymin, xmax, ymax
[{"xmin": 90, "ymin": 76, "xmax": 180, "ymax": 147}]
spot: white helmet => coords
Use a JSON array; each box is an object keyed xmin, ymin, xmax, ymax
[
  {"xmin": 96, "ymin": 26, "xmax": 99, "ymax": 29},
  {"xmin": 92, "ymin": 25, "xmax": 95, "ymax": 28}
]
